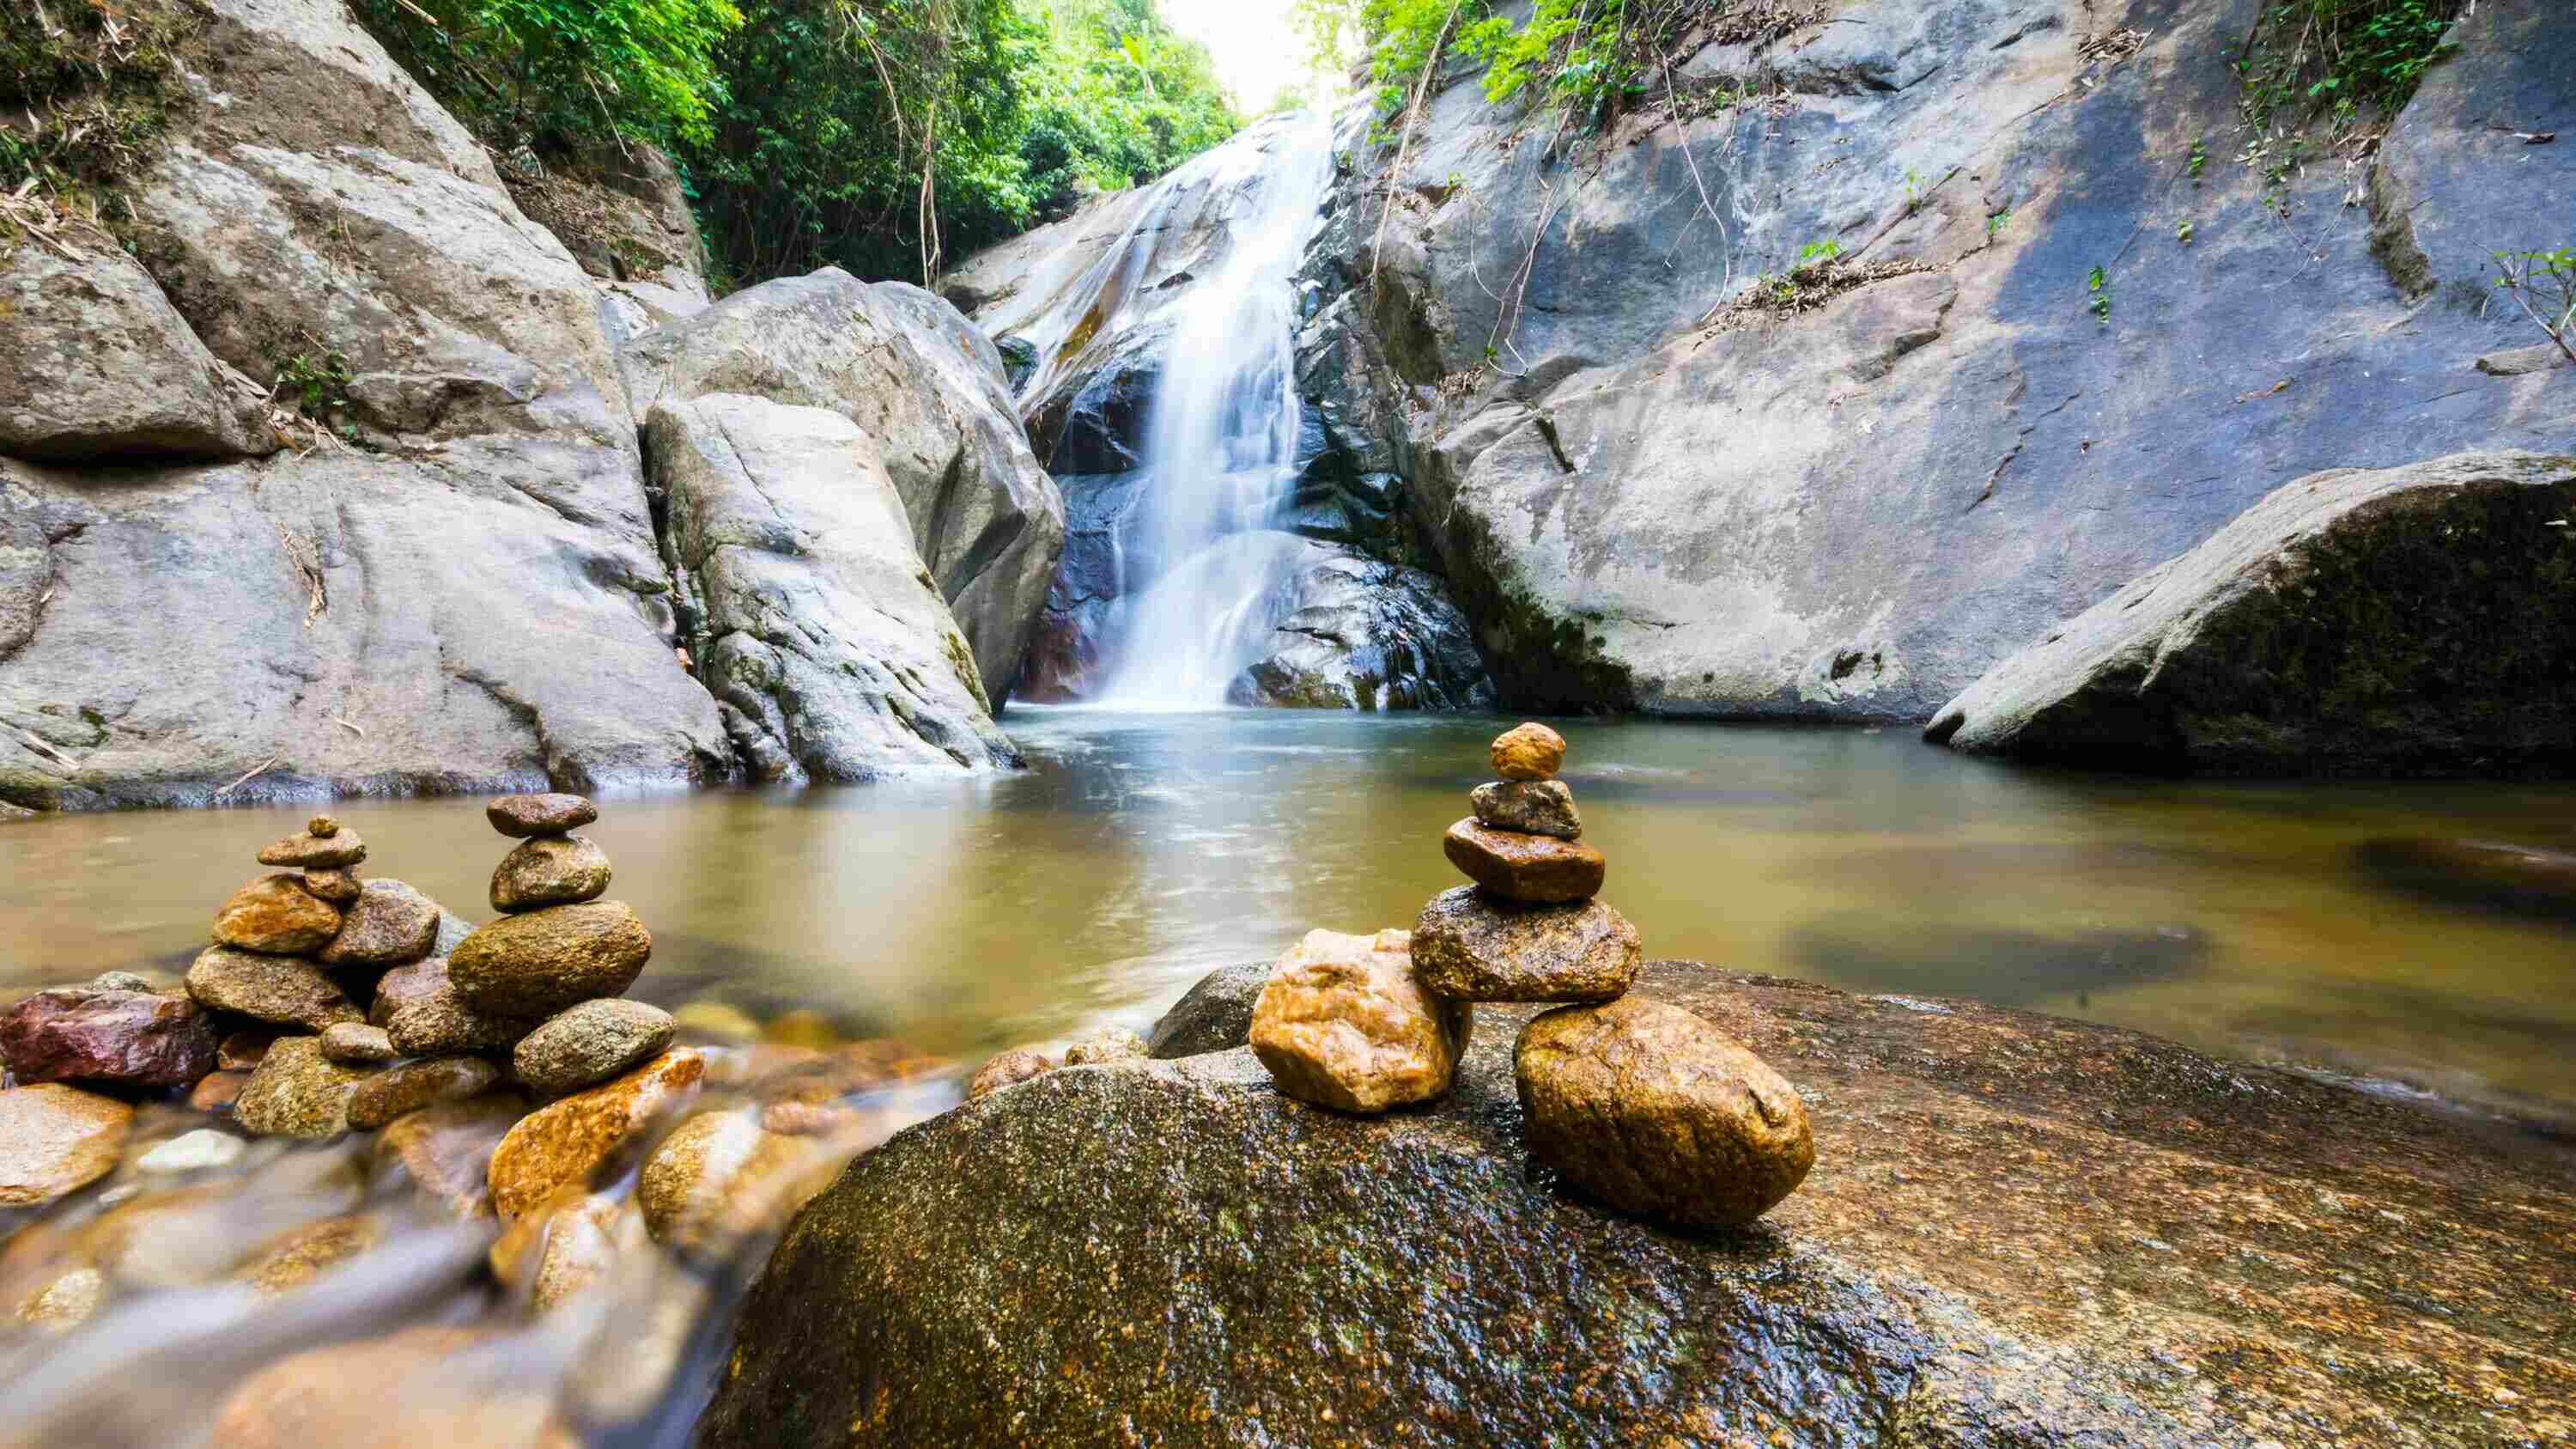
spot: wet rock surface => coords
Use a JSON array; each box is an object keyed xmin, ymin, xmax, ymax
[
  {"xmin": 231, "ymin": 1038, "xmax": 377, "ymax": 1140},
  {"xmin": 187, "ymin": 947, "xmax": 364, "ymax": 1032},
  {"xmin": 374, "ymin": 957, "xmax": 541, "ymax": 1056},
  {"xmin": 347, "ymin": 1056, "xmax": 501, "ymax": 1131},
  {"xmin": 1145, "ymin": 961, "xmax": 1270, "ymax": 1058},
  {"xmin": 210, "ymin": 874, "xmax": 344, "ymax": 954},
  {"xmin": 1489, "ymin": 721, "xmax": 1565, "ymax": 781},
  {"xmin": 1248, "ymin": 928, "xmax": 1469, "ymax": 1113},
  {"xmin": 0, "ymin": 1084, "xmax": 133, "ymax": 1205},
  {"xmin": 313, "ymin": 878, "xmax": 442, "ymax": 967},
  {"xmin": 486, "ymin": 1048, "xmax": 705, "ymax": 1222},
  {"xmin": 1442, "ymin": 818, "xmax": 1606, "ymax": 903},
  {"xmin": 1516, "ymin": 996, "xmax": 1814, "ymax": 1227},
  {"xmin": 1468, "ymin": 778, "xmax": 1580, "ymax": 840},
  {"xmin": 966, "ymin": 1050, "xmax": 1054, "ymax": 1099},
  {"xmin": 513, "ymin": 997, "xmax": 677, "ymax": 1093},
  {"xmin": 0, "ymin": 985, "xmax": 220, "ymax": 1087},
  {"xmin": 1223, "ymin": 545, "xmax": 1495, "ymax": 711},
  {"xmin": 448, "ymin": 901, "xmax": 653, "ymax": 1016},
  {"xmin": 485, "ymin": 794, "xmax": 600, "ymax": 837},
  {"xmin": 1412, "ymin": 886, "xmax": 1641, "ymax": 1003},
  {"xmin": 1929, "ymin": 452, "xmax": 2576, "ymax": 774},
  {"xmin": 490, "ymin": 834, "xmax": 614, "ymax": 912},
  {"xmin": 706, "ymin": 963, "xmax": 2576, "ymax": 1446}
]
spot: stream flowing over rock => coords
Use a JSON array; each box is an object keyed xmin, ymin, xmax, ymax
[
  {"xmin": 956, "ymin": 0, "xmax": 2573, "ymax": 730},
  {"xmin": 1929, "ymin": 451, "xmax": 2576, "ymax": 773},
  {"xmin": 703, "ymin": 963, "xmax": 2576, "ymax": 1445},
  {"xmin": 0, "ymin": 0, "xmax": 1060, "ymax": 813}
]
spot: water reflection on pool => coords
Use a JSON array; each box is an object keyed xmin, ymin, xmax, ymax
[{"xmin": 6, "ymin": 708, "xmax": 2574, "ymax": 1128}]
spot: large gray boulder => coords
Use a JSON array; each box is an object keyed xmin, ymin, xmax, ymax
[
  {"xmin": 1299, "ymin": 0, "xmax": 2576, "ymax": 719},
  {"xmin": 0, "ymin": 236, "xmax": 274, "ymax": 461},
  {"xmin": 0, "ymin": 441, "xmax": 728, "ymax": 811},
  {"xmin": 1926, "ymin": 451, "xmax": 2576, "ymax": 774},
  {"xmin": 646, "ymin": 393, "xmax": 1017, "ymax": 782},
  {"xmin": 622, "ymin": 270, "xmax": 1065, "ymax": 702},
  {"xmin": 1226, "ymin": 542, "xmax": 1494, "ymax": 709},
  {"xmin": 127, "ymin": 0, "xmax": 631, "ymax": 450},
  {"xmin": 704, "ymin": 964, "xmax": 2576, "ymax": 1445},
  {"xmin": 0, "ymin": 0, "xmax": 734, "ymax": 811}
]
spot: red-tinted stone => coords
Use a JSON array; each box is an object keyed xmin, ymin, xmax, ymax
[{"xmin": 0, "ymin": 987, "xmax": 219, "ymax": 1088}]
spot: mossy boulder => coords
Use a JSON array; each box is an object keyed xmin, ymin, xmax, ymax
[
  {"xmin": 1929, "ymin": 451, "xmax": 2576, "ymax": 775},
  {"xmin": 703, "ymin": 963, "xmax": 2576, "ymax": 1446}
]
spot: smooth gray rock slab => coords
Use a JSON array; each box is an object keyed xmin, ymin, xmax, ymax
[
  {"xmin": 646, "ymin": 393, "xmax": 1018, "ymax": 782},
  {"xmin": 0, "ymin": 237, "xmax": 272, "ymax": 462},
  {"xmin": 1927, "ymin": 451, "xmax": 2576, "ymax": 774},
  {"xmin": 622, "ymin": 270, "xmax": 1065, "ymax": 701}
]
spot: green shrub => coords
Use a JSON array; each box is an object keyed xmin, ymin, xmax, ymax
[
  {"xmin": 2232, "ymin": 0, "xmax": 2464, "ymax": 137},
  {"xmin": 352, "ymin": 0, "xmax": 744, "ymax": 150}
]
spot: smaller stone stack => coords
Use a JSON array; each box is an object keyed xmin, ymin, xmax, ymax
[
  {"xmin": 179, "ymin": 816, "xmax": 452, "ymax": 1136},
  {"xmin": 443, "ymin": 794, "xmax": 673, "ymax": 1094}
]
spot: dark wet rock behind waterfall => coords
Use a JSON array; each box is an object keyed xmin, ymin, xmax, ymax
[
  {"xmin": 703, "ymin": 963, "xmax": 2576, "ymax": 1446},
  {"xmin": 1224, "ymin": 546, "xmax": 1494, "ymax": 710}
]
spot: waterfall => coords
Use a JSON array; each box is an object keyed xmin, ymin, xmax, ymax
[{"xmin": 1092, "ymin": 113, "xmax": 1337, "ymax": 707}]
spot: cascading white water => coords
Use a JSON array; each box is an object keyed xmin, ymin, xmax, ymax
[{"xmin": 1093, "ymin": 113, "xmax": 1338, "ymax": 708}]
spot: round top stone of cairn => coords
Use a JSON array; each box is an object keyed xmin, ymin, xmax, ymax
[
  {"xmin": 307, "ymin": 816, "xmax": 340, "ymax": 838},
  {"xmin": 1490, "ymin": 722, "xmax": 1566, "ymax": 782},
  {"xmin": 486, "ymin": 794, "xmax": 600, "ymax": 837}
]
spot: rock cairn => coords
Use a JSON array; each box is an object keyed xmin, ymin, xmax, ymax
[
  {"xmin": 2, "ymin": 795, "xmax": 952, "ymax": 1344},
  {"xmin": 1242, "ymin": 723, "xmax": 1816, "ymax": 1230}
]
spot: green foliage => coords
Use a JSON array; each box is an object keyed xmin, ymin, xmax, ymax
[
  {"xmin": 2488, "ymin": 247, "xmax": 2576, "ymax": 364},
  {"xmin": 2086, "ymin": 264, "xmax": 2111, "ymax": 325},
  {"xmin": 1986, "ymin": 209, "xmax": 2011, "ymax": 237},
  {"xmin": 1017, "ymin": 0, "xmax": 1238, "ymax": 204},
  {"xmin": 1900, "ymin": 168, "xmax": 1923, "ymax": 215},
  {"xmin": 351, "ymin": 0, "xmax": 744, "ymax": 150},
  {"xmin": 2232, "ymin": 0, "xmax": 2462, "ymax": 139},
  {"xmin": 2175, "ymin": 218, "xmax": 2195, "ymax": 246},
  {"xmin": 1797, "ymin": 239, "xmax": 1841, "ymax": 265},
  {"xmin": 1456, "ymin": 0, "xmax": 1640, "ymax": 118},
  {"xmin": 2186, "ymin": 136, "xmax": 2208, "ymax": 179}
]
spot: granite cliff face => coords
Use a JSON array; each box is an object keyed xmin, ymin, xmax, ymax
[
  {"xmin": 963, "ymin": 0, "xmax": 2572, "ymax": 734},
  {"xmin": 0, "ymin": 0, "xmax": 1060, "ymax": 813}
]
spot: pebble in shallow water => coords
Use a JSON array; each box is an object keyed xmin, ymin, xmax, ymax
[
  {"xmin": 968, "ymin": 1049, "xmax": 1054, "ymax": 1100},
  {"xmin": 233, "ymin": 1037, "xmax": 378, "ymax": 1140},
  {"xmin": 486, "ymin": 1047, "xmax": 705, "ymax": 1223},
  {"xmin": 347, "ymin": 1056, "xmax": 501, "ymax": 1130},
  {"xmin": 0, "ymin": 1083, "xmax": 132, "ymax": 1205},
  {"xmin": 490, "ymin": 834, "xmax": 614, "ymax": 913},
  {"xmin": 187, "ymin": 947, "xmax": 363, "ymax": 1032},
  {"xmin": 448, "ymin": 901, "xmax": 652, "ymax": 1016}
]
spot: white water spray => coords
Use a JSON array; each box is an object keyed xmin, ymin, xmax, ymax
[{"xmin": 1095, "ymin": 113, "xmax": 1338, "ymax": 707}]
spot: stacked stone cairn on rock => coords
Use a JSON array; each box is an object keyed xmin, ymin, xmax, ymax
[
  {"xmin": 3, "ymin": 793, "xmax": 952, "ymax": 1344},
  {"xmin": 1241, "ymin": 722, "xmax": 1816, "ymax": 1229}
]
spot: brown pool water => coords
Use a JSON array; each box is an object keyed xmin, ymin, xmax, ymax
[{"xmin": 8, "ymin": 709, "xmax": 2576, "ymax": 1127}]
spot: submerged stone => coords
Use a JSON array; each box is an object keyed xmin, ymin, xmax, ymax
[
  {"xmin": 1469, "ymin": 778, "xmax": 1582, "ymax": 839},
  {"xmin": 374, "ymin": 1093, "xmax": 527, "ymax": 1218},
  {"xmin": 485, "ymin": 1048, "xmax": 704, "ymax": 1223},
  {"xmin": 1442, "ymin": 818, "xmax": 1606, "ymax": 903},
  {"xmin": 702, "ymin": 964, "xmax": 2576, "ymax": 1446},
  {"xmin": 2353, "ymin": 837, "xmax": 2576, "ymax": 922},
  {"xmin": 1411, "ymin": 886, "xmax": 1640, "ymax": 1003},
  {"xmin": 0, "ymin": 1083, "xmax": 132, "ymax": 1206},
  {"xmin": 348, "ymin": 1056, "xmax": 501, "ymax": 1130},
  {"xmin": 448, "ymin": 902, "xmax": 652, "ymax": 1016},
  {"xmin": 1248, "ymin": 927, "xmax": 1469, "ymax": 1113},
  {"xmin": 1516, "ymin": 996, "xmax": 1814, "ymax": 1228},
  {"xmin": 637, "ymin": 1108, "xmax": 832, "ymax": 1260}
]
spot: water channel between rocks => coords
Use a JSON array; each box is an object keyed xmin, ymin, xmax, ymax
[{"xmin": 8, "ymin": 709, "xmax": 2574, "ymax": 1130}]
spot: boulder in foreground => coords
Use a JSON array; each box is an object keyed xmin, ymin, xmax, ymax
[
  {"xmin": 703, "ymin": 963, "xmax": 2576, "ymax": 1446},
  {"xmin": 1928, "ymin": 451, "xmax": 2576, "ymax": 775}
]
